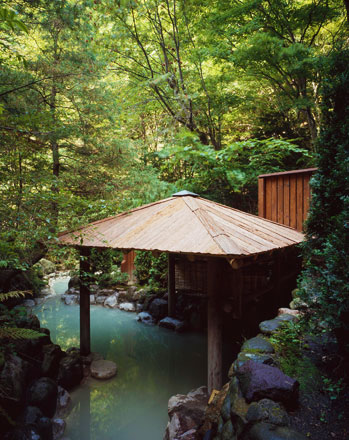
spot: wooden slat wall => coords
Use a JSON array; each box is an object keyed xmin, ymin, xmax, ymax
[
  {"xmin": 258, "ymin": 169, "xmax": 316, "ymax": 231},
  {"xmin": 121, "ymin": 250, "xmax": 136, "ymax": 281}
]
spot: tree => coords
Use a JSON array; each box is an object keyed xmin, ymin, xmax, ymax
[{"xmin": 300, "ymin": 48, "xmax": 349, "ymax": 350}]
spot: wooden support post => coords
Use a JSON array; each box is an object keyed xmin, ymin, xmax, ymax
[
  {"xmin": 168, "ymin": 253, "xmax": 176, "ymax": 317},
  {"xmin": 207, "ymin": 258, "xmax": 222, "ymax": 394},
  {"xmin": 80, "ymin": 247, "xmax": 91, "ymax": 356}
]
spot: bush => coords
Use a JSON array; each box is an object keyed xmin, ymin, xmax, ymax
[{"xmin": 134, "ymin": 251, "xmax": 168, "ymax": 291}]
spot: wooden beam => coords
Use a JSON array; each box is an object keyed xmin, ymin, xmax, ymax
[
  {"xmin": 80, "ymin": 247, "xmax": 91, "ymax": 356},
  {"xmin": 168, "ymin": 253, "xmax": 176, "ymax": 317},
  {"xmin": 207, "ymin": 258, "xmax": 222, "ymax": 393}
]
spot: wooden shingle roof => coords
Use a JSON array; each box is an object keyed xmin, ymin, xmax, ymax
[{"xmin": 58, "ymin": 194, "xmax": 304, "ymax": 258}]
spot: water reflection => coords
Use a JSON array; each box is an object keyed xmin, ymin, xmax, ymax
[{"xmin": 34, "ymin": 286, "xmax": 207, "ymax": 440}]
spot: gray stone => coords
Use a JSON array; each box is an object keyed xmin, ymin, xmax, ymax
[
  {"xmin": 245, "ymin": 423, "xmax": 307, "ymax": 440},
  {"xmin": 42, "ymin": 344, "xmax": 65, "ymax": 378},
  {"xmin": 235, "ymin": 361, "xmax": 299, "ymax": 408},
  {"xmin": 28, "ymin": 377, "xmax": 58, "ymax": 418},
  {"xmin": 229, "ymin": 352, "xmax": 274, "ymax": 376},
  {"xmin": 118, "ymin": 302, "xmax": 136, "ymax": 312},
  {"xmin": 246, "ymin": 399, "xmax": 289, "ymax": 426},
  {"xmin": 40, "ymin": 288, "xmax": 52, "ymax": 296},
  {"xmin": 96, "ymin": 295, "xmax": 107, "ymax": 304},
  {"xmin": 23, "ymin": 299, "xmax": 36, "ymax": 308},
  {"xmin": 52, "ymin": 418, "xmax": 66, "ymax": 440},
  {"xmin": 98, "ymin": 288, "xmax": 116, "ymax": 296},
  {"xmin": 83, "ymin": 352, "xmax": 103, "ymax": 365},
  {"xmin": 221, "ymin": 394, "xmax": 231, "ymax": 422},
  {"xmin": 242, "ymin": 337, "xmax": 275, "ymax": 354},
  {"xmin": 90, "ymin": 359, "xmax": 117, "ymax": 379},
  {"xmin": 37, "ymin": 258, "xmax": 56, "ymax": 275},
  {"xmin": 164, "ymin": 386, "xmax": 208, "ymax": 440},
  {"xmin": 149, "ymin": 298, "xmax": 168, "ymax": 321},
  {"xmin": 68, "ymin": 276, "xmax": 80, "ymax": 289},
  {"xmin": 159, "ymin": 317, "xmax": 185, "ymax": 332},
  {"xmin": 221, "ymin": 420, "xmax": 236, "ymax": 440},
  {"xmin": 57, "ymin": 354, "xmax": 83, "ymax": 390},
  {"xmin": 55, "ymin": 386, "xmax": 71, "ymax": 418},
  {"xmin": 137, "ymin": 312, "xmax": 155, "ymax": 325},
  {"xmin": 0, "ymin": 354, "xmax": 28, "ymax": 405},
  {"xmin": 90, "ymin": 294, "xmax": 95, "ymax": 304},
  {"xmin": 104, "ymin": 294, "xmax": 118, "ymax": 308},
  {"xmin": 259, "ymin": 319, "xmax": 286, "ymax": 335},
  {"xmin": 64, "ymin": 295, "xmax": 78, "ymax": 306},
  {"xmin": 275, "ymin": 314, "xmax": 297, "ymax": 322}
]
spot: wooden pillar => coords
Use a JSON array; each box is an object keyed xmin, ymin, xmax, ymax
[
  {"xmin": 168, "ymin": 253, "xmax": 176, "ymax": 317},
  {"xmin": 207, "ymin": 258, "xmax": 222, "ymax": 393},
  {"xmin": 80, "ymin": 247, "xmax": 91, "ymax": 356}
]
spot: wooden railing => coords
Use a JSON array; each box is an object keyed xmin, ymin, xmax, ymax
[{"xmin": 258, "ymin": 168, "xmax": 317, "ymax": 231}]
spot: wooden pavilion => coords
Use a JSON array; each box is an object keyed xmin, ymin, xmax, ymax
[{"xmin": 58, "ymin": 191, "xmax": 304, "ymax": 392}]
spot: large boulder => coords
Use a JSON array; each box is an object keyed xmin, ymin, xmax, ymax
[
  {"xmin": 259, "ymin": 315, "xmax": 297, "ymax": 335},
  {"xmin": 52, "ymin": 418, "xmax": 66, "ymax": 440},
  {"xmin": 164, "ymin": 386, "xmax": 208, "ymax": 440},
  {"xmin": 246, "ymin": 399, "xmax": 289, "ymax": 426},
  {"xmin": 137, "ymin": 312, "xmax": 155, "ymax": 325},
  {"xmin": 57, "ymin": 354, "xmax": 83, "ymax": 390},
  {"xmin": 229, "ymin": 352, "xmax": 274, "ymax": 377},
  {"xmin": 90, "ymin": 360, "xmax": 117, "ymax": 380},
  {"xmin": 0, "ymin": 355, "xmax": 29, "ymax": 409},
  {"xmin": 159, "ymin": 317, "xmax": 185, "ymax": 332},
  {"xmin": 36, "ymin": 259, "xmax": 55, "ymax": 275},
  {"xmin": 118, "ymin": 302, "xmax": 136, "ymax": 312},
  {"xmin": 41, "ymin": 344, "xmax": 65, "ymax": 378},
  {"xmin": 68, "ymin": 275, "xmax": 80, "ymax": 289},
  {"xmin": 104, "ymin": 294, "xmax": 118, "ymax": 309},
  {"xmin": 27, "ymin": 377, "xmax": 58, "ymax": 418},
  {"xmin": 235, "ymin": 361, "xmax": 299, "ymax": 409},
  {"xmin": 244, "ymin": 422, "xmax": 307, "ymax": 440},
  {"xmin": 149, "ymin": 298, "xmax": 168, "ymax": 321},
  {"xmin": 241, "ymin": 337, "xmax": 275, "ymax": 354},
  {"xmin": 55, "ymin": 386, "xmax": 71, "ymax": 418}
]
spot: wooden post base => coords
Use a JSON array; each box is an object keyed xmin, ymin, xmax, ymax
[{"xmin": 80, "ymin": 247, "xmax": 91, "ymax": 356}]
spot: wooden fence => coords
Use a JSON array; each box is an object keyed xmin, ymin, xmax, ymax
[{"xmin": 258, "ymin": 168, "xmax": 317, "ymax": 231}]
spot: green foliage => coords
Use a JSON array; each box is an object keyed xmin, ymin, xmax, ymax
[
  {"xmin": 0, "ymin": 327, "xmax": 46, "ymax": 340},
  {"xmin": 134, "ymin": 251, "xmax": 168, "ymax": 291},
  {"xmin": 0, "ymin": 290, "xmax": 32, "ymax": 302},
  {"xmin": 269, "ymin": 321, "xmax": 321, "ymax": 391},
  {"xmin": 152, "ymin": 132, "xmax": 312, "ymax": 209},
  {"xmin": 300, "ymin": 49, "xmax": 349, "ymax": 347},
  {"xmin": 322, "ymin": 376, "xmax": 345, "ymax": 401}
]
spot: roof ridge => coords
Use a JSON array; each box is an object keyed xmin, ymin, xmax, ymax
[{"xmin": 183, "ymin": 197, "xmax": 243, "ymax": 256}]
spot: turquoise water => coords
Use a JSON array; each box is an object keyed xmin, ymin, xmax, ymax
[{"xmin": 34, "ymin": 280, "xmax": 207, "ymax": 440}]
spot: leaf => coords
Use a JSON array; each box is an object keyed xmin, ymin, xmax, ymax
[{"xmin": 0, "ymin": 327, "xmax": 46, "ymax": 340}]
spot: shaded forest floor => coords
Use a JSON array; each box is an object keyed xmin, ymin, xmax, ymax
[{"xmin": 288, "ymin": 334, "xmax": 349, "ymax": 439}]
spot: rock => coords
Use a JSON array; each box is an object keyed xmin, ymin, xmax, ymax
[
  {"xmin": 39, "ymin": 288, "xmax": 51, "ymax": 297},
  {"xmin": 90, "ymin": 360, "xmax": 117, "ymax": 379},
  {"xmin": 21, "ymin": 406, "xmax": 44, "ymax": 426},
  {"xmin": 137, "ymin": 312, "xmax": 155, "ymax": 325},
  {"xmin": 52, "ymin": 418, "xmax": 66, "ymax": 440},
  {"xmin": 63, "ymin": 295, "xmax": 78, "ymax": 306},
  {"xmin": 55, "ymin": 387, "xmax": 71, "ymax": 418},
  {"xmin": 246, "ymin": 399, "xmax": 289, "ymax": 426},
  {"xmin": 68, "ymin": 276, "xmax": 80, "ymax": 289},
  {"xmin": 229, "ymin": 352, "xmax": 274, "ymax": 377},
  {"xmin": 82, "ymin": 352, "xmax": 103, "ymax": 365},
  {"xmin": 149, "ymin": 298, "xmax": 168, "ymax": 321},
  {"xmin": 241, "ymin": 337, "xmax": 275, "ymax": 354},
  {"xmin": 289, "ymin": 298, "xmax": 308, "ymax": 310},
  {"xmin": 164, "ymin": 386, "xmax": 208, "ymax": 440},
  {"xmin": 259, "ymin": 319, "xmax": 286, "ymax": 335},
  {"xmin": 96, "ymin": 295, "xmax": 107, "ymax": 304},
  {"xmin": 90, "ymin": 294, "xmax": 96, "ymax": 304},
  {"xmin": 200, "ymin": 383, "xmax": 229, "ymax": 436},
  {"xmin": 221, "ymin": 420, "xmax": 236, "ymax": 440},
  {"xmin": 27, "ymin": 377, "xmax": 58, "ymax": 418},
  {"xmin": 228, "ymin": 376, "xmax": 250, "ymax": 436},
  {"xmin": 104, "ymin": 294, "xmax": 118, "ymax": 308},
  {"xmin": 98, "ymin": 289, "xmax": 115, "ymax": 296},
  {"xmin": 0, "ymin": 354, "xmax": 28, "ymax": 407},
  {"xmin": 275, "ymin": 314, "xmax": 297, "ymax": 322},
  {"xmin": 23, "ymin": 300, "xmax": 36, "ymax": 308},
  {"xmin": 37, "ymin": 259, "xmax": 56, "ymax": 275},
  {"xmin": 244, "ymin": 422, "xmax": 307, "ymax": 440},
  {"xmin": 159, "ymin": 317, "xmax": 185, "ymax": 332},
  {"xmin": 42, "ymin": 344, "xmax": 65, "ymax": 378},
  {"xmin": 57, "ymin": 355, "xmax": 83, "ymax": 390},
  {"xmin": 36, "ymin": 417, "xmax": 53, "ymax": 440},
  {"xmin": 118, "ymin": 302, "xmax": 136, "ymax": 312},
  {"xmin": 3, "ymin": 427, "xmax": 42, "ymax": 440},
  {"xmin": 235, "ymin": 361, "xmax": 299, "ymax": 408},
  {"xmin": 277, "ymin": 308, "xmax": 300, "ymax": 317}
]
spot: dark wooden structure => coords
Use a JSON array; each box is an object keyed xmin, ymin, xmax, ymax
[
  {"xmin": 59, "ymin": 191, "xmax": 304, "ymax": 393},
  {"xmin": 258, "ymin": 168, "xmax": 317, "ymax": 231}
]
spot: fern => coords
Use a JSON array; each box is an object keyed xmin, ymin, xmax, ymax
[
  {"xmin": 0, "ymin": 290, "xmax": 32, "ymax": 302},
  {"xmin": 0, "ymin": 327, "xmax": 46, "ymax": 340}
]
